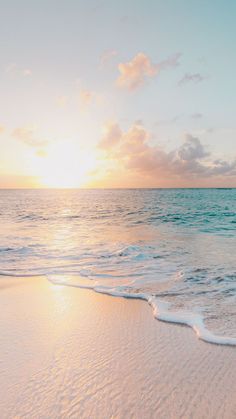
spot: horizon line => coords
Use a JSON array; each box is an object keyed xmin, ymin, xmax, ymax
[{"xmin": 0, "ymin": 187, "xmax": 235, "ymax": 191}]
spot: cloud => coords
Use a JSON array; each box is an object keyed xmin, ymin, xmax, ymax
[
  {"xmin": 116, "ymin": 53, "xmax": 157, "ymax": 90},
  {"xmin": 177, "ymin": 134, "xmax": 209, "ymax": 161},
  {"xmin": 12, "ymin": 127, "xmax": 48, "ymax": 147},
  {"xmin": 97, "ymin": 122, "xmax": 236, "ymax": 182},
  {"xmin": 0, "ymin": 125, "xmax": 5, "ymax": 134},
  {"xmin": 116, "ymin": 52, "xmax": 181, "ymax": 91},
  {"xmin": 98, "ymin": 122, "xmax": 122, "ymax": 149},
  {"xmin": 178, "ymin": 73, "xmax": 207, "ymax": 85}
]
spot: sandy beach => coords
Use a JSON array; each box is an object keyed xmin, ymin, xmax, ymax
[
  {"xmin": 0, "ymin": 276, "xmax": 235, "ymax": 419},
  {"xmin": 1, "ymin": 0, "xmax": 236, "ymax": 416}
]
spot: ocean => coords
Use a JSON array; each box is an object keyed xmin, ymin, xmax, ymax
[{"xmin": 0, "ymin": 188, "xmax": 236, "ymax": 345}]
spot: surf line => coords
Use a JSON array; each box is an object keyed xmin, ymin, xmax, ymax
[{"xmin": 47, "ymin": 274, "xmax": 236, "ymax": 347}]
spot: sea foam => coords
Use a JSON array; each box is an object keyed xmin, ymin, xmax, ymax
[
  {"xmin": 0, "ymin": 188, "xmax": 236, "ymax": 346},
  {"xmin": 47, "ymin": 274, "xmax": 236, "ymax": 346}
]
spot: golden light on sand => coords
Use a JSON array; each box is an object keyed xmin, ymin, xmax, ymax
[{"xmin": 35, "ymin": 140, "xmax": 97, "ymax": 188}]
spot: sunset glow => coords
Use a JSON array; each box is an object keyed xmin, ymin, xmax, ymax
[
  {"xmin": 1, "ymin": 2, "xmax": 236, "ymax": 418},
  {"xmin": 34, "ymin": 141, "xmax": 97, "ymax": 188},
  {"xmin": 0, "ymin": 1, "xmax": 235, "ymax": 188}
]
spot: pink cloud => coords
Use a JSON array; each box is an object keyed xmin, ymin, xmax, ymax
[
  {"xmin": 116, "ymin": 52, "xmax": 181, "ymax": 91},
  {"xmin": 116, "ymin": 53, "xmax": 157, "ymax": 90},
  {"xmin": 98, "ymin": 122, "xmax": 122, "ymax": 149},
  {"xmin": 98, "ymin": 122, "xmax": 236, "ymax": 182}
]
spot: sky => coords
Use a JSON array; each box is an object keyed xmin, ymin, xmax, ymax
[{"xmin": 0, "ymin": 0, "xmax": 236, "ymax": 188}]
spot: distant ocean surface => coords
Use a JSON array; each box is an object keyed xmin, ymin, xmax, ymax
[{"xmin": 0, "ymin": 189, "xmax": 236, "ymax": 344}]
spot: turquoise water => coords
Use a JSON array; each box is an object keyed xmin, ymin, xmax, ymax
[{"xmin": 0, "ymin": 189, "xmax": 236, "ymax": 342}]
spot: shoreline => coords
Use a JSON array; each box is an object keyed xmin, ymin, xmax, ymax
[
  {"xmin": 2, "ymin": 273, "xmax": 236, "ymax": 346},
  {"xmin": 48, "ymin": 274, "xmax": 236, "ymax": 347},
  {"xmin": 0, "ymin": 276, "xmax": 236, "ymax": 418}
]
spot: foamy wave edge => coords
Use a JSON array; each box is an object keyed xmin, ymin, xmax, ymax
[{"xmin": 47, "ymin": 274, "xmax": 236, "ymax": 347}]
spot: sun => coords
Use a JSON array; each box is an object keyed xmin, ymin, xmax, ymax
[{"xmin": 35, "ymin": 140, "xmax": 96, "ymax": 188}]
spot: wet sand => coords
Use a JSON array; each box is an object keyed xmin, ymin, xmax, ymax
[{"xmin": 0, "ymin": 276, "xmax": 235, "ymax": 419}]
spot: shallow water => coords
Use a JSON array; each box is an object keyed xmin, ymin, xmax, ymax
[{"xmin": 0, "ymin": 188, "xmax": 236, "ymax": 343}]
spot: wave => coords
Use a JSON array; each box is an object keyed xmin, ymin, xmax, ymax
[
  {"xmin": 46, "ymin": 274, "xmax": 236, "ymax": 347},
  {"xmin": 0, "ymin": 271, "xmax": 41, "ymax": 277},
  {"xmin": 0, "ymin": 270, "xmax": 235, "ymax": 346}
]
